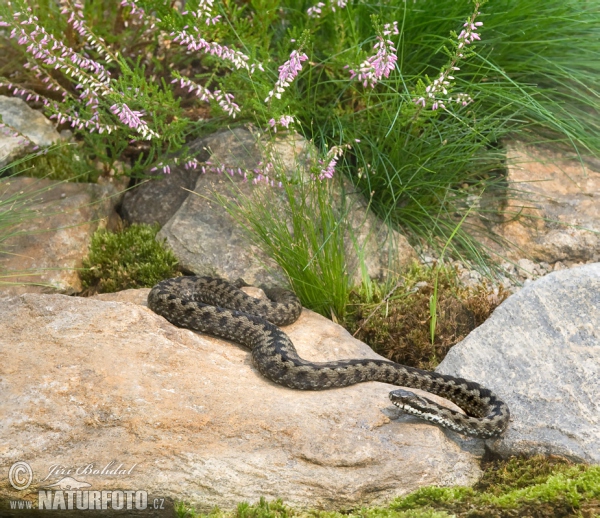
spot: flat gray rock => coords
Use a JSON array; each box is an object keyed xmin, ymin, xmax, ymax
[
  {"xmin": 157, "ymin": 127, "xmax": 416, "ymax": 286},
  {"xmin": 437, "ymin": 263, "xmax": 600, "ymax": 462}
]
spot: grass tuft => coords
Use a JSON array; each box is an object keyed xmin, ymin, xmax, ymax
[{"xmin": 214, "ymin": 171, "xmax": 353, "ymax": 321}]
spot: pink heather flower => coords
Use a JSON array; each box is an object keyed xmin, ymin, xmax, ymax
[
  {"xmin": 307, "ymin": 0, "xmax": 347, "ymax": 18},
  {"xmin": 213, "ymin": 90, "xmax": 240, "ymax": 118},
  {"xmin": 458, "ymin": 21, "xmax": 483, "ymax": 49},
  {"xmin": 173, "ymin": 75, "xmax": 214, "ymax": 102},
  {"xmin": 412, "ymin": 4, "xmax": 482, "ymax": 111},
  {"xmin": 183, "ymin": 0, "xmax": 222, "ymax": 26},
  {"xmin": 279, "ymin": 115, "xmax": 295, "ymax": 128},
  {"xmin": 319, "ymin": 156, "xmax": 338, "ymax": 180},
  {"xmin": 171, "ymin": 28, "xmax": 263, "ymax": 74},
  {"xmin": 349, "ymin": 28, "xmax": 398, "ymax": 88},
  {"xmin": 150, "ymin": 161, "xmax": 173, "ymax": 174},
  {"xmin": 332, "ymin": 0, "xmax": 348, "ymax": 11},
  {"xmin": 307, "ymin": 2, "xmax": 325, "ymax": 17},
  {"xmin": 110, "ymin": 103, "xmax": 158, "ymax": 139},
  {"xmin": 318, "ymin": 144, "xmax": 351, "ymax": 180},
  {"xmin": 60, "ymin": 0, "xmax": 114, "ymax": 63},
  {"xmin": 383, "ymin": 21, "xmax": 399, "ymax": 36},
  {"xmin": 0, "ymin": 8, "xmax": 139, "ymax": 137},
  {"xmin": 265, "ymin": 50, "xmax": 308, "ymax": 102},
  {"xmin": 7, "ymin": 12, "xmax": 111, "ymax": 89},
  {"xmin": 268, "ymin": 115, "xmax": 295, "ymax": 132},
  {"xmin": 171, "ymin": 74, "xmax": 240, "ymax": 119}
]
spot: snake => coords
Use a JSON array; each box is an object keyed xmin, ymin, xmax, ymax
[{"xmin": 148, "ymin": 276, "xmax": 510, "ymax": 438}]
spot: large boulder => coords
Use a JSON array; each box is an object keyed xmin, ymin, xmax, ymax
[
  {"xmin": 437, "ymin": 263, "xmax": 600, "ymax": 462},
  {"xmin": 0, "ymin": 177, "xmax": 120, "ymax": 294},
  {"xmin": 0, "ymin": 288, "xmax": 482, "ymax": 512},
  {"xmin": 154, "ymin": 127, "xmax": 417, "ymax": 286}
]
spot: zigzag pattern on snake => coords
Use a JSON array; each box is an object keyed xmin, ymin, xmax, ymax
[{"xmin": 148, "ymin": 276, "xmax": 510, "ymax": 438}]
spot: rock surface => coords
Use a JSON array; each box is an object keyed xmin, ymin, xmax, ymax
[
  {"xmin": 120, "ymin": 167, "xmax": 201, "ymax": 227},
  {"xmin": 0, "ymin": 95, "xmax": 61, "ymax": 167},
  {"xmin": 477, "ymin": 142, "xmax": 600, "ymax": 265},
  {"xmin": 437, "ymin": 263, "xmax": 600, "ymax": 463},
  {"xmin": 156, "ymin": 127, "xmax": 416, "ymax": 285},
  {"xmin": 0, "ymin": 177, "xmax": 120, "ymax": 294},
  {"xmin": 0, "ymin": 289, "xmax": 482, "ymax": 511}
]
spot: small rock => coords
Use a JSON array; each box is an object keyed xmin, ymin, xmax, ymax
[
  {"xmin": 0, "ymin": 95, "xmax": 60, "ymax": 167},
  {"xmin": 474, "ymin": 141, "xmax": 600, "ymax": 264},
  {"xmin": 517, "ymin": 258, "xmax": 538, "ymax": 279}
]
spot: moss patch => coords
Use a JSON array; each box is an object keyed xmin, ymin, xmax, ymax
[
  {"xmin": 80, "ymin": 223, "xmax": 179, "ymax": 294},
  {"xmin": 176, "ymin": 498, "xmax": 453, "ymax": 518},
  {"xmin": 391, "ymin": 458, "xmax": 600, "ymax": 517},
  {"xmin": 175, "ymin": 457, "xmax": 600, "ymax": 518},
  {"xmin": 344, "ymin": 263, "xmax": 508, "ymax": 370},
  {"xmin": 4, "ymin": 144, "xmax": 101, "ymax": 183}
]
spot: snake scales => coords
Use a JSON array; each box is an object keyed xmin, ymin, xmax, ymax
[{"xmin": 148, "ymin": 276, "xmax": 510, "ymax": 438}]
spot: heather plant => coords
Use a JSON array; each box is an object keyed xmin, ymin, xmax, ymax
[
  {"xmin": 0, "ymin": 0, "xmax": 187, "ymax": 176},
  {"xmin": 0, "ymin": 0, "xmax": 598, "ymax": 281}
]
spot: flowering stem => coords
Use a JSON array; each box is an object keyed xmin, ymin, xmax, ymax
[{"xmin": 412, "ymin": 0, "xmax": 485, "ymax": 114}]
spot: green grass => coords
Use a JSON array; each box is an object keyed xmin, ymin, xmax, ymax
[
  {"xmin": 291, "ymin": 0, "xmax": 600, "ymax": 265},
  {"xmin": 214, "ymin": 169, "xmax": 353, "ymax": 320},
  {"xmin": 174, "ymin": 457, "xmax": 600, "ymax": 518},
  {"xmin": 345, "ymin": 262, "xmax": 507, "ymax": 371},
  {"xmin": 80, "ymin": 223, "xmax": 179, "ymax": 294},
  {"xmin": 214, "ymin": 0, "xmax": 600, "ymax": 279}
]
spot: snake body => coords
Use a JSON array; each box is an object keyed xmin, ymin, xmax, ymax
[{"xmin": 148, "ymin": 276, "xmax": 510, "ymax": 438}]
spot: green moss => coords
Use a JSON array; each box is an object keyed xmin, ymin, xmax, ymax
[
  {"xmin": 80, "ymin": 223, "xmax": 178, "ymax": 293},
  {"xmin": 175, "ymin": 457, "xmax": 600, "ymax": 518},
  {"xmin": 391, "ymin": 487, "xmax": 475, "ymax": 511},
  {"xmin": 175, "ymin": 498, "xmax": 453, "ymax": 518},
  {"xmin": 475, "ymin": 455, "xmax": 576, "ymax": 495},
  {"xmin": 5, "ymin": 144, "xmax": 101, "ymax": 183},
  {"xmin": 390, "ymin": 457, "xmax": 600, "ymax": 516}
]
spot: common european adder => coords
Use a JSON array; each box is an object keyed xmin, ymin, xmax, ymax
[{"xmin": 148, "ymin": 276, "xmax": 510, "ymax": 438}]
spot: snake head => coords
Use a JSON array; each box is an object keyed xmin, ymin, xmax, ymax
[{"xmin": 389, "ymin": 389, "xmax": 431, "ymax": 411}]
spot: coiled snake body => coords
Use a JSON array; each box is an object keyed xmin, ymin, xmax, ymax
[{"xmin": 148, "ymin": 276, "xmax": 510, "ymax": 438}]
